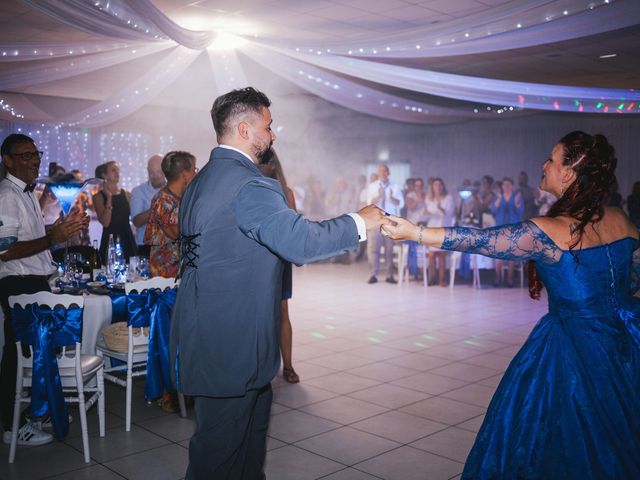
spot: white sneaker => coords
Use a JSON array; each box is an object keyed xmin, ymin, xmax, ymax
[
  {"xmin": 27, "ymin": 413, "xmax": 73, "ymax": 430},
  {"xmin": 2, "ymin": 423, "xmax": 53, "ymax": 446}
]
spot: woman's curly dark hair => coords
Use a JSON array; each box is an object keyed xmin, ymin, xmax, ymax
[{"xmin": 528, "ymin": 131, "xmax": 617, "ymax": 299}]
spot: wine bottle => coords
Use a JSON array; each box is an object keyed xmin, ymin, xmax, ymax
[{"xmin": 90, "ymin": 239, "xmax": 100, "ymax": 281}]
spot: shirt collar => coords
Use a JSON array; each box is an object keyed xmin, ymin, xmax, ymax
[
  {"xmin": 218, "ymin": 144, "xmax": 255, "ymax": 164},
  {"xmin": 5, "ymin": 172, "xmax": 27, "ymax": 190}
]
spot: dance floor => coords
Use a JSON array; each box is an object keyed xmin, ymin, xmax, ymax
[{"xmin": 0, "ymin": 261, "xmax": 547, "ymax": 480}]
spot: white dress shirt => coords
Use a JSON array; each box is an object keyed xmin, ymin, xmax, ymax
[
  {"xmin": 130, "ymin": 180, "xmax": 161, "ymax": 244},
  {"xmin": 0, "ymin": 173, "xmax": 56, "ymax": 278},
  {"xmin": 366, "ymin": 180, "xmax": 404, "ymax": 217}
]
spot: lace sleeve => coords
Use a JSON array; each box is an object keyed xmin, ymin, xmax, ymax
[{"xmin": 441, "ymin": 220, "xmax": 562, "ymax": 263}]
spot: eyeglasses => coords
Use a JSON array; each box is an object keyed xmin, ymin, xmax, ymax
[{"xmin": 9, "ymin": 150, "xmax": 43, "ymax": 161}]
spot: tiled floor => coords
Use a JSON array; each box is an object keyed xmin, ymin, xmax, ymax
[{"xmin": 0, "ymin": 262, "xmax": 546, "ymax": 479}]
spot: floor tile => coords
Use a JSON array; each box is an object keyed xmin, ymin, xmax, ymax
[
  {"xmin": 295, "ymin": 426, "xmax": 400, "ymax": 465},
  {"xmin": 268, "ymin": 410, "xmax": 341, "ymax": 443},
  {"xmin": 355, "ymin": 446, "xmax": 463, "ymax": 480},
  {"xmin": 318, "ymin": 467, "xmax": 381, "ymax": 479},
  {"xmin": 137, "ymin": 414, "xmax": 195, "ymax": 443},
  {"xmin": 103, "ymin": 444, "xmax": 187, "ymax": 480},
  {"xmin": 391, "ymin": 372, "xmax": 468, "ymax": 395},
  {"xmin": 300, "ymin": 396, "xmax": 389, "ymax": 425},
  {"xmin": 346, "ymin": 362, "xmax": 420, "ymax": 382},
  {"xmin": 347, "ymin": 383, "xmax": 431, "ymax": 409},
  {"xmin": 305, "ymin": 371, "xmax": 381, "ymax": 395},
  {"xmin": 265, "ymin": 445, "xmax": 344, "ymax": 480},
  {"xmin": 44, "ymin": 464, "xmax": 125, "ymax": 480},
  {"xmin": 410, "ymin": 427, "xmax": 477, "ymax": 462},
  {"xmin": 441, "ymin": 383, "xmax": 497, "ymax": 408},
  {"xmin": 65, "ymin": 425, "xmax": 170, "ymax": 463},
  {"xmin": 400, "ymin": 396, "xmax": 486, "ymax": 425},
  {"xmin": 0, "ymin": 441, "xmax": 91, "ymax": 480},
  {"xmin": 351, "ymin": 410, "xmax": 448, "ymax": 444},
  {"xmin": 272, "ymin": 383, "xmax": 340, "ymax": 408}
]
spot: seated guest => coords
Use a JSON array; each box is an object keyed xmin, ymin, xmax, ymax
[
  {"xmin": 93, "ymin": 161, "xmax": 137, "ymax": 263},
  {"xmin": 145, "ymin": 151, "xmax": 197, "ymax": 279}
]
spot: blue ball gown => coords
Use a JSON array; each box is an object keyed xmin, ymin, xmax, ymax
[{"xmin": 440, "ymin": 220, "xmax": 640, "ymax": 479}]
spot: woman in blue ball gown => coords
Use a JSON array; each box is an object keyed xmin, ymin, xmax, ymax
[{"xmin": 382, "ymin": 131, "xmax": 640, "ymax": 479}]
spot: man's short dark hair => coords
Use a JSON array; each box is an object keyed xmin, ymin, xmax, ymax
[
  {"xmin": 1, "ymin": 133, "xmax": 35, "ymax": 157},
  {"xmin": 210, "ymin": 87, "xmax": 271, "ymax": 140},
  {"xmin": 162, "ymin": 151, "xmax": 195, "ymax": 182}
]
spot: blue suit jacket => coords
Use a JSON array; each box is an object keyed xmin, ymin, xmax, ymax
[{"xmin": 170, "ymin": 147, "xmax": 359, "ymax": 397}]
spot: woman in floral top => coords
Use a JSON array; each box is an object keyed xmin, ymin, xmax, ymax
[{"xmin": 144, "ymin": 151, "xmax": 197, "ymax": 278}]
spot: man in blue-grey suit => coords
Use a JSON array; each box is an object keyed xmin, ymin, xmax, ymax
[{"xmin": 171, "ymin": 87, "xmax": 390, "ymax": 480}]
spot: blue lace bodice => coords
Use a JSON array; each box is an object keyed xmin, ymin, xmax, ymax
[{"xmin": 442, "ymin": 221, "xmax": 640, "ymax": 315}]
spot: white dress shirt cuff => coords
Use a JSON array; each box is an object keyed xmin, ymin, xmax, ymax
[{"xmin": 347, "ymin": 213, "xmax": 367, "ymax": 242}]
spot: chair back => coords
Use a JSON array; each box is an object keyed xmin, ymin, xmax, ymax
[
  {"xmin": 9, "ymin": 293, "xmax": 84, "ymax": 358},
  {"xmin": 8, "ymin": 292, "xmax": 85, "ymax": 439},
  {"xmin": 125, "ymin": 277, "xmax": 178, "ymax": 294}
]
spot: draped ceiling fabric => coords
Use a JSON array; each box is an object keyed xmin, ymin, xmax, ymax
[{"xmin": 0, "ymin": 0, "xmax": 639, "ymax": 127}]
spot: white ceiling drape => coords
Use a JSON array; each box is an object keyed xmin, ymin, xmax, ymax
[{"xmin": 1, "ymin": 0, "xmax": 638, "ymax": 127}]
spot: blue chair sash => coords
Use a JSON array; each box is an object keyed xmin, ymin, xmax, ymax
[
  {"xmin": 12, "ymin": 304, "xmax": 82, "ymax": 440},
  {"xmin": 126, "ymin": 288, "xmax": 177, "ymax": 400}
]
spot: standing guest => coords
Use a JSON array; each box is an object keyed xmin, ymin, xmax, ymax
[
  {"xmin": 39, "ymin": 165, "xmax": 65, "ymax": 229},
  {"xmin": 627, "ymin": 181, "xmax": 640, "ymax": 227},
  {"xmin": 171, "ymin": 87, "xmax": 389, "ymax": 480},
  {"xmin": 405, "ymin": 177, "xmax": 426, "ymax": 224},
  {"xmin": 259, "ymin": 148, "xmax": 300, "ymax": 384},
  {"xmin": 518, "ymin": 171, "xmax": 537, "ymax": 219},
  {"xmin": 424, "ymin": 178, "xmax": 456, "ymax": 286},
  {"xmin": 66, "ymin": 171, "xmax": 91, "ymax": 247},
  {"xmin": 130, "ymin": 154, "xmax": 165, "ymax": 254},
  {"xmin": 357, "ymin": 174, "xmax": 368, "ymax": 210},
  {"xmin": 535, "ymin": 187, "xmax": 556, "ymax": 216},
  {"xmin": 303, "ymin": 175, "xmax": 326, "ymax": 220},
  {"xmin": 366, "ymin": 163, "xmax": 404, "ymax": 284},
  {"xmin": 382, "ymin": 131, "xmax": 640, "ymax": 480},
  {"xmin": 144, "ymin": 151, "xmax": 196, "ymax": 413},
  {"xmin": 145, "ymin": 151, "xmax": 197, "ymax": 279},
  {"xmin": 606, "ymin": 179, "xmax": 624, "ymax": 208},
  {"xmin": 0, "ymin": 133, "xmax": 87, "ymax": 446},
  {"xmin": 491, "ymin": 177, "xmax": 524, "ymax": 286},
  {"xmin": 92, "ymin": 161, "xmax": 136, "ymax": 263},
  {"xmin": 326, "ymin": 176, "xmax": 355, "ymax": 217}
]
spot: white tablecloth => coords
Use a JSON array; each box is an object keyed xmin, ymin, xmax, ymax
[{"xmin": 81, "ymin": 294, "xmax": 113, "ymax": 354}]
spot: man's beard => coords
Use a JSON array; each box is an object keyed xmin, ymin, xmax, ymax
[{"xmin": 254, "ymin": 139, "xmax": 273, "ymax": 162}]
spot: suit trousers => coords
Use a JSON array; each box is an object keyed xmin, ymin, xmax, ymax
[
  {"xmin": 0, "ymin": 275, "xmax": 51, "ymax": 431},
  {"xmin": 367, "ymin": 228, "xmax": 394, "ymax": 277},
  {"xmin": 186, "ymin": 383, "xmax": 272, "ymax": 480}
]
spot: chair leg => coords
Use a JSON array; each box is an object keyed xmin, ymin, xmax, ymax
[
  {"xmin": 178, "ymin": 393, "xmax": 187, "ymax": 418},
  {"xmin": 125, "ymin": 365, "xmax": 133, "ymax": 432},
  {"xmin": 9, "ymin": 370, "xmax": 23, "ymax": 463},
  {"xmin": 97, "ymin": 367, "xmax": 105, "ymax": 437},
  {"xmin": 76, "ymin": 372, "xmax": 90, "ymax": 463}
]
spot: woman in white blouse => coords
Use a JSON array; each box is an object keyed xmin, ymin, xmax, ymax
[{"xmin": 424, "ymin": 178, "xmax": 456, "ymax": 286}]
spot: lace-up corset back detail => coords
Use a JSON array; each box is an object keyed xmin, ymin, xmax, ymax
[{"xmin": 536, "ymin": 238, "xmax": 637, "ymax": 318}]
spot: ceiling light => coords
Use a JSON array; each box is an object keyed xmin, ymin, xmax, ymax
[
  {"xmin": 207, "ymin": 32, "xmax": 247, "ymax": 51},
  {"xmin": 599, "ymin": 53, "xmax": 617, "ymax": 59}
]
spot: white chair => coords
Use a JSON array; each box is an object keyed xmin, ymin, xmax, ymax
[
  {"xmin": 96, "ymin": 277, "xmax": 185, "ymax": 432},
  {"xmin": 448, "ymin": 252, "xmax": 482, "ymax": 288},
  {"xmin": 397, "ymin": 242, "xmax": 428, "ymax": 287},
  {"xmin": 8, "ymin": 293, "xmax": 105, "ymax": 463}
]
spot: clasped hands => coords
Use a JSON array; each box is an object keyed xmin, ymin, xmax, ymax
[{"xmin": 357, "ymin": 205, "xmax": 420, "ymax": 242}]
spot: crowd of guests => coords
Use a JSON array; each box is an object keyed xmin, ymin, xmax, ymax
[{"xmin": 286, "ymin": 168, "xmax": 640, "ymax": 287}]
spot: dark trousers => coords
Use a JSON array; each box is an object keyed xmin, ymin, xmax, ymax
[
  {"xmin": 186, "ymin": 384, "xmax": 272, "ymax": 480},
  {"xmin": 0, "ymin": 275, "xmax": 50, "ymax": 431}
]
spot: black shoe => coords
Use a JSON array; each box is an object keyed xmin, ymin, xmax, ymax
[
  {"xmin": 385, "ymin": 276, "xmax": 397, "ymax": 284},
  {"xmin": 368, "ymin": 276, "xmax": 378, "ymax": 284}
]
